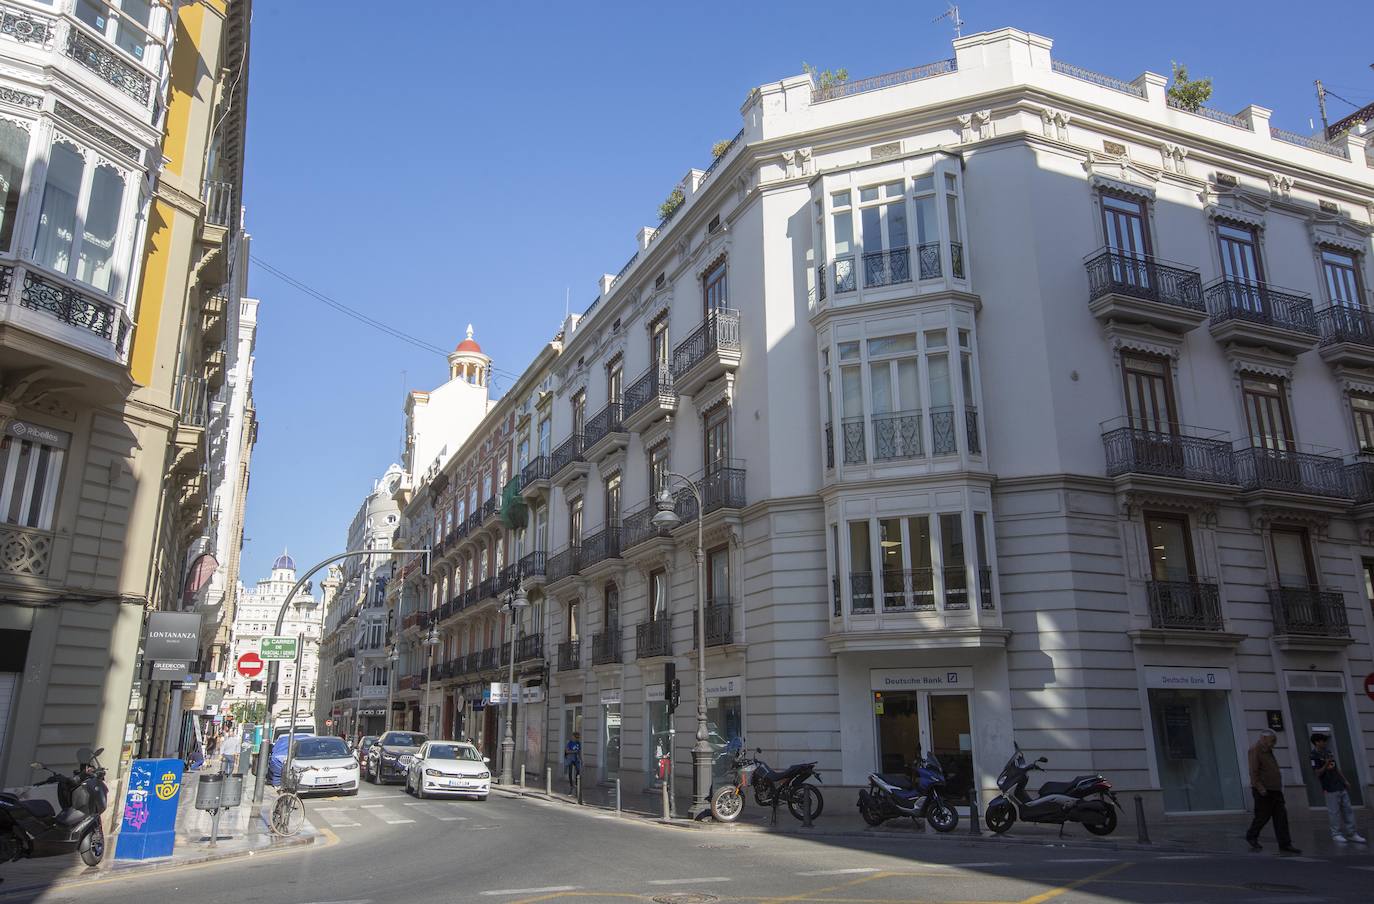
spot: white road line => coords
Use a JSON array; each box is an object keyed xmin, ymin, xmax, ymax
[
  {"xmin": 1048, "ymin": 858, "xmax": 1118, "ymax": 863},
  {"xmin": 1156, "ymin": 855, "xmax": 1207, "ymax": 860},
  {"xmin": 646, "ymin": 878, "xmax": 733, "ymax": 886},
  {"xmin": 799, "ymin": 868, "xmax": 880, "ymax": 876},
  {"xmin": 359, "ymin": 804, "xmax": 384, "ymax": 808},
  {"xmin": 479, "ymin": 887, "xmax": 579, "ymax": 897},
  {"xmin": 954, "ymin": 862, "xmax": 1010, "ymax": 868}
]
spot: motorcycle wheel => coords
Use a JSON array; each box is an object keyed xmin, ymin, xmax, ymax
[
  {"xmin": 79, "ymin": 825, "xmax": 104, "ymax": 866},
  {"xmin": 1083, "ymin": 806, "xmax": 1118, "ymax": 837},
  {"xmin": 858, "ymin": 796, "xmax": 886, "ymax": 826},
  {"xmin": 927, "ymin": 801, "xmax": 959, "ymax": 833},
  {"xmin": 787, "ymin": 783, "xmax": 824, "ymax": 822},
  {"xmin": 985, "ymin": 802, "xmax": 1016, "ymax": 835},
  {"xmin": 711, "ymin": 786, "xmax": 744, "ymax": 823}
]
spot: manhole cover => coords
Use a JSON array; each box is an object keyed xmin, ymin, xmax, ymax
[
  {"xmin": 1244, "ymin": 883, "xmax": 1305, "ymax": 893},
  {"xmin": 652, "ymin": 895, "xmax": 719, "ymax": 904}
]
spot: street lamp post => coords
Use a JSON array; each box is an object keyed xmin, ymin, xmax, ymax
[
  {"xmin": 652, "ymin": 474, "xmax": 710, "ymax": 819},
  {"xmin": 386, "ymin": 643, "xmax": 399, "ymax": 732},
  {"xmin": 421, "ymin": 623, "xmax": 440, "ymax": 737},
  {"xmin": 499, "ymin": 578, "xmax": 529, "ymax": 785},
  {"xmin": 355, "ymin": 663, "xmax": 365, "ymax": 738}
]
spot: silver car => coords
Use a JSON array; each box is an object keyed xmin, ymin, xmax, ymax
[{"xmin": 401, "ymin": 741, "xmax": 491, "ymax": 800}]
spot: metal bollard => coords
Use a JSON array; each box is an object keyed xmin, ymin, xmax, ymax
[
  {"xmin": 1134, "ymin": 794, "xmax": 1151, "ymax": 845},
  {"xmin": 576, "ymin": 773, "xmax": 583, "ymax": 806},
  {"xmin": 546, "ymin": 767, "xmax": 552, "ymax": 797},
  {"xmin": 802, "ymin": 786, "xmax": 814, "ymax": 829},
  {"xmin": 771, "ymin": 791, "xmax": 779, "ymax": 826},
  {"xmin": 615, "ymin": 778, "xmax": 621, "ymax": 815},
  {"xmin": 520, "ymin": 767, "xmax": 526, "ymax": 790},
  {"xmin": 662, "ymin": 780, "xmax": 670, "ymax": 820},
  {"xmin": 968, "ymin": 784, "xmax": 982, "ymax": 836},
  {"xmin": 208, "ymin": 808, "xmax": 221, "ymax": 848}
]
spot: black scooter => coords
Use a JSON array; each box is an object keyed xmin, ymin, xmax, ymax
[
  {"xmin": 0, "ymin": 746, "xmax": 109, "ymax": 868},
  {"xmin": 984, "ymin": 743, "xmax": 1120, "ymax": 837}
]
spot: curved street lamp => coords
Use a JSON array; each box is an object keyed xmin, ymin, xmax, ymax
[
  {"xmin": 650, "ymin": 474, "xmax": 711, "ymax": 819},
  {"xmin": 499, "ymin": 577, "xmax": 529, "ymax": 785},
  {"xmin": 421, "ymin": 623, "xmax": 440, "ymax": 737},
  {"xmin": 385, "ymin": 643, "xmax": 400, "ymax": 732}
]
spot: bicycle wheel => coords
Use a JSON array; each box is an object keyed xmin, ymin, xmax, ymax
[{"xmin": 271, "ymin": 792, "xmax": 305, "ymax": 836}]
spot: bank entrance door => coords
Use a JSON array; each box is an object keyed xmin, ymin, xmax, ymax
[{"xmin": 873, "ymin": 690, "xmax": 974, "ymax": 807}]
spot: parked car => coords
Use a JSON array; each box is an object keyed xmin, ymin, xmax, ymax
[
  {"xmin": 287, "ymin": 736, "xmax": 359, "ymax": 796},
  {"xmin": 401, "ymin": 740, "xmax": 491, "ymax": 800},
  {"xmin": 367, "ymin": 731, "xmax": 427, "ymax": 784},
  {"xmin": 356, "ymin": 735, "xmax": 379, "ymax": 772}
]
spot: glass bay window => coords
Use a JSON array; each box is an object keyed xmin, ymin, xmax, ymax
[{"xmin": 843, "ymin": 510, "xmax": 992, "ymax": 616}]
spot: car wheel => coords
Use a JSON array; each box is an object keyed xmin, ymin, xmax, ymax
[
  {"xmin": 477, "ymin": 795, "xmax": 488, "ymax": 802},
  {"xmin": 416, "ymin": 779, "xmax": 426, "ymax": 800}
]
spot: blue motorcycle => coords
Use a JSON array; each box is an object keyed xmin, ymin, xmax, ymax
[{"xmin": 856, "ymin": 751, "xmax": 959, "ymax": 832}]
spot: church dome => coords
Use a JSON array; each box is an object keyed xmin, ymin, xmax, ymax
[
  {"xmin": 454, "ymin": 324, "xmax": 483, "ymax": 354},
  {"xmin": 272, "ymin": 550, "xmax": 295, "ymax": 571}
]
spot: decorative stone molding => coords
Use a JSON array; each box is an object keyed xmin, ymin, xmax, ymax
[
  {"xmin": 634, "ymin": 553, "xmax": 675, "ymax": 583},
  {"xmin": 1331, "ymin": 366, "xmax": 1374, "ymax": 397},
  {"xmin": 1160, "ymin": 142, "xmax": 1188, "ymax": 175},
  {"xmin": 1308, "ymin": 216, "xmax": 1371, "ymax": 254},
  {"xmin": 1205, "ymin": 191, "xmax": 1270, "ymax": 229},
  {"xmin": 780, "ymin": 146, "xmax": 814, "ymax": 177},
  {"xmin": 1267, "ymin": 173, "xmax": 1294, "ymax": 199},
  {"xmin": 1119, "ymin": 490, "xmax": 1219, "ymax": 524},
  {"xmin": 1249, "ymin": 505, "xmax": 1331, "ymax": 539},
  {"xmin": 702, "ymin": 522, "xmax": 742, "ymax": 551},
  {"xmin": 1040, "ymin": 107, "xmax": 1071, "ymax": 141},
  {"xmin": 1103, "ymin": 320, "xmax": 1184, "ymax": 360},
  {"xmin": 1224, "ymin": 343, "xmax": 1295, "ymax": 381},
  {"xmin": 958, "ymin": 109, "xmax": 992, "ymax": 143},
  {"xmin": 640, "ymin": 418, "xmax": 672, "ymax": 454},
  {"xmin": 1086, "ymin": 166, "xmax": 1158, "ymax": 200},
  {"xmin": 692, "ymin": 373, "xmax": 734, "ymax": 415}
]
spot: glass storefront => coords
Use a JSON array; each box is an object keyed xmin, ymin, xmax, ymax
[
  {"xmin": 872, "ymin": 689, "xmax": 973, "ymax": 805},
  {"xmin": 647, "ymin": 701, "xmax": 671, "ymax": 786},
  {"xmin": 707, "ymin": 694, "xmax": 743, "ymax": 787},
  {"xmin": 602, "ymin": 703, "xmax": 621, "ymax": 780},
  {"xmin": 1146, "ymin": 688, "xmax": 1244, "ymax": 812}
]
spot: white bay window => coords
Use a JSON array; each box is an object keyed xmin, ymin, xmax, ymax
[{"xmin": 33, "ymin": 141, "xmax": 129, "ymax": 295}]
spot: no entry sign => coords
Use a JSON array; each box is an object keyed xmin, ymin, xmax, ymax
[
  {"xmin": 1365, "ymin": 672, "xmax": 1374, "ymax": 703},
  {"xmin": 236, "ymin": 652, "xmax": 264, "ymax": 678}
]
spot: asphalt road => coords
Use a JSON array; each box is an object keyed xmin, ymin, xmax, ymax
[{"xmin": 8, "ymin": 780, "xmax": 1373, "ymax": 904}]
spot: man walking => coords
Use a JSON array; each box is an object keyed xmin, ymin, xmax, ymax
[
  {"xmin": 222, "ymin": 724, "xmax": 243, "ymax": 775},
  {"xmin": 1246, "ymin": 729, "xmax": 1301, "ymax": 854},
  {"xmin": 1310, "ymin": 732, "xmax": 1366, "ymax": 844}
]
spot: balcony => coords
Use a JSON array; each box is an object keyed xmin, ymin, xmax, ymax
[
  {"xmin": 515, "ymin": 632, "xmax": 544, "ymax": 662},
  {"xmin": 2, "ymin": 263, "xmax": 134, "ymax": 372},
  {"xmin": 334, "ymin": 647, "xmax": 357, "ymax": 664},
  {"xmin": 1316, "ymin": 305, "xmax": 1374, "ymax": 369},
  {"xmin": 201, "ymin": 293, "xmax": 227, "ymax": 344},
  {"xmin": 591, "ymin": 627, "xmax": 622, "ymax": 666},
  {"xmin": 850, "ymin": 572, "xmax": 875, "ymax": 615},
  {"xmin": 1269, "ymin": 586, "xmax": 1350, "ymax": 640},
  {"xmin": 621, "ymin": 504, "xmax": 672, "ymax": 557},
  {"xmin": 520, "ymin": 455, "xmax": 552, "ymax": 502},
  {"xmin": 583, "ymin": 401, "xmax": 628, "ymax": 462},
  {"xmin": 636, "ymin": 617, "xmax": 672, "ymax": 659},
  {"xmin": 1204, "ymin": 277, "xmax": 1319, "ymax": 356},
  {"xmin": 0, "ymin": 525, "xmax": 53, "ymax": 579},
  {"xmin": 578, "ymin": 527, "xmax": 621, "ymax": 576},
  {"xmin": 1084, "ymin": 249, "xmax": 1206, "ymax": 333},
  {"xmin": 481, "ymin": 496, "xmax": 497, "ymax": 525},
  {"xmin": 557, "ymin": 640, "xmax": 581, "ymax": 671},
  {"xmin": 1233, "ymin": 446, "xmax": 1349, "ymax": 500},
  {"xmin": 1102, "ymin": 424, "xmax": 1236, "ymax": 486},
  {"xmin": 202, "ymin": 179, "xmax": 234, "ymax": 229},
  {"xmin": 863, "ymin": 248, "xmax": 912, "ymax": 288},
  {"xmin": 480, "ymin": 647, "xmax": 498, "ymax": 671},
  {"xmin": 478, "ymin": 576, "xmax": 496, "ymax": 601},
  {"xmin": 671, "ymin": 308, "xmax": 741, "ymax": 396},
  {"xmin": 550, "ymin": 434, "xmax": 589, "ymax": 486},
  {"xmin": 622, "ymin": 362, "xmax": 677, "ymax": 432},
  {"xmin": 667, "ymin": 464, "xmax": 747, "ymax": 523},
  {"xmin": 880, "ymin": 569, "xmax": 936, "ymax": 612},
  {"xmin": 546, "ymin": 545, "xmax": 581, "ymax": 584},
  {"xmin": 872, "ymin": 411, "xmax": 923, "ymax": 462},
  {"xmin": 1147, "ymin": 580, "xmax": 1225, "ymax": 630},
  {"xmin": 693, "ymin": 601, "xmax": 734, "ymax": 648},
  {"xmin": 518, "ymin": 550, "xmax": 548, "ymax": 587}
]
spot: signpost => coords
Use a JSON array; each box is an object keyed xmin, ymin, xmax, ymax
[
  {"xmin": 259, "ymin": 636, "xmax": 298, "ymax": 661},
  {"xmin": 236, "ymin": 652, "xmax": 264, "ymax": 679}
]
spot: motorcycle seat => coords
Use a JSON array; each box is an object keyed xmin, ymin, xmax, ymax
[
  {"xmin": 19, "ymin": 799, "xmax": 55, "ymax": 819},
  {"xmin": 1037, "ymin": 781, "xmax": 1075, "ymax": 796},
  {"xmin": 759, "ymin": 762, "xmax": 815, "ymax": 782}
]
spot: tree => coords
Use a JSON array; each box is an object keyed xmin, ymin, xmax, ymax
[
  {"xmin": 803, "ymin": 62, "xmax": 849, "ymax": 94},
  {"xmin": 230, "ymin": 701, "xmax": 266, "ymax": 724},
  {"xmin": 1167, "ymin": 62, "xmax": 1213, "ymax": 112}
]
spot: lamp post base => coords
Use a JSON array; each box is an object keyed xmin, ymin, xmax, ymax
[
  {"xmin": 689, "ymin": 741, "xmax": 713, "ymax": 820},
  {"xmin": 499, "ymin": 736, "xmax": 515, "ymax": 786}
]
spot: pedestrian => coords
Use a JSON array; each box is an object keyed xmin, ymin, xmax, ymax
[
  {"xmin": 222, "ymin": 724, "xmax": 242, "ymax": 775},
  {"xmin": 1245, "ymin": 729, "xmax": 1301, "ymax": 854},
  {"xmin": 564, "ymin": 732, "xmax": 582, "ymax": 792},
  {"xmin": 1310, "ymin": 732, "xmax": 1366, "ymax": 844}
]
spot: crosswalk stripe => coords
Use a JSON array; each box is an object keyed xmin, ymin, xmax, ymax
[
  {"xmin": 799, "ymin": 868, "xmax": 879, "ymax": 876},
  {"xmin": 646, "ymin": 878, "xmax": 732, "ymax": 886},
  {"xmin": 479, "ymin": 887, "xmax": 578, "ymax": 897}
]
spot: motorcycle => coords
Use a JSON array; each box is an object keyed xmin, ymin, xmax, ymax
[
  {"xmin": 0, "ymin": 746, "xmax": 110, "ymax": 868},
  {"xmin": 710, "ymin": 741, "xmax": 824, "ymax": 823},
  {"xmin": 984, "ymin": 743, "xmax": 1119, "ymax": 837},
  {"xmin": 856, "ymin": 750, "xmax": 959, "ymax": 832}
]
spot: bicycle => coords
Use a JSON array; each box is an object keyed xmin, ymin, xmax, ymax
[{"xmin": 270, "ymin": 766, "xmax": 308, "ymax": 837}]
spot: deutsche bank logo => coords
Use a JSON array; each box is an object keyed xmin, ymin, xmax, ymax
[
  {"xmin": 1206, "ymin": 673, "xmax": 1216, "ymax": 684},
  {"xmin": 947, "ymin": 672, "xmax": 959, "ymax": 684}
]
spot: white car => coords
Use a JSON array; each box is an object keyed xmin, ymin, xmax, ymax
[
  {"xmin": 289, "ymin": 736, "xmax": 360, "ymax": 795},
  {"xmin": 402, "ymin": 741, "xmax": 491, "ymax": 800}
]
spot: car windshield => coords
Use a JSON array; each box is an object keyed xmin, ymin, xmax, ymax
[
  {"xmin": 360, "ymin": 736, "xmax": 378, "ymax": 748},
  {"xmin": 427, "ymin": 744, "xmax": 481, "ymax": 761},
  {"xmin": 295, "ymin": 737, "xmax": 349, "ymax": 760},
  {"xmin": 381, "ymin": 732, "xmax": 426, "ymax": 748}
]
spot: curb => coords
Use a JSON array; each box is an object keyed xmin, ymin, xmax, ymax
[{"xmin": 491, "ymin": 785, "xmax": 1239, "ymax": 857}]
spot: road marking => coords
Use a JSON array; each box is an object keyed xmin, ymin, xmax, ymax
[
  {"xmin": 1018, "ymin": 862, "xmax": 1132, "ymax": 904},
  {"xmin": 647, "ymin": 877, "xmax": 732, "ymax": 885},
  {"xmin": 479, "ymin": 886, "xmax": 579, "ymax": 897},
  {"xmin": 1353, "ymin": 865, "xmax": 1374, "ymax": 871},
  {"xmin": 359, "ymin": 804, "xmax": 384, "ymax": 808},
  {"xmin": 799, "ymin": 868, "xmax": 880, "ymax": 876},
  {"xmin": 1048, "ymin": 857, "xmax": 1118, "ymax": 863},
  {"xmin": 403, "ymin": 802, "xmax": 470, "ymax": 821},
  {"xmin": 1156, "ymin": 855, "xmax": 1206, "ymax": 860},
  {"xmin": 954, "ymin": 861, "xmax": 1010, "ymax": 867}
]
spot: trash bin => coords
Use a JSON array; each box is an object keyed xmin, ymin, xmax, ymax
[
  {"xmin": 194, "ymin": 773, "xmax": 224, "ymax": 810},
  {"xmin": 220, "ymin": 773, "xmax": 244, "ymax": 808}
]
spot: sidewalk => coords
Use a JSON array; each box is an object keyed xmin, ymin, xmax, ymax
[
  {"xmin": 0, "ymin": 764, "xmax": 319, "ymax": 895},
  {"xmin": 494, "ymin": 779, "xmax": 1373, "ymax": 859}
]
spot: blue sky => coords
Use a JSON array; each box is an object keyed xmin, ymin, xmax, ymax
[{"xmin": 237, "ymin": 0, "xmax": 1374, "ymax": 586}]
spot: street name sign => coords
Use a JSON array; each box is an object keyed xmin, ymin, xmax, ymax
[{"xmin": 259, "ymin": 636, "xmax": 298, "ymax": 660}]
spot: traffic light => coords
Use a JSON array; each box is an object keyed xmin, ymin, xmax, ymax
[
  {"xmin": 670, "ymin": 679, "xmax": 681, "ymax": 713},
  {"xmin": 663, "ymin": 662, "xmax": 676, "ymax": 713}
]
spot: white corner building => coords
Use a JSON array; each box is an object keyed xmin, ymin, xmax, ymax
[{"xmin": 225, "ymin": 553, "xmax": 323, "ymax": 723}]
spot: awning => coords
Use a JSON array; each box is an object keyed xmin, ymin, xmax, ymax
[{"xmin": 181, "ymin": 552, "xmax": 220, "ymax": 606}]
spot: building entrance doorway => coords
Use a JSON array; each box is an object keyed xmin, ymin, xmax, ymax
[{"xmin": 873, "ymin": 690, "xmax": 973, "ymax": 806}]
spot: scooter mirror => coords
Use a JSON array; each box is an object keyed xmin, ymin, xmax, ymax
[
  {"xmin": 29, "ymin": 762, "xmax": 41, "ymax": 769},
  {"xmin": 76, "ymin": 746, "xmax": 94, "ymax": 765},
  {"xmin": 1037, "ymin": 757, "xmax": 1049, "ymax": 763},
  {"xmin": 93, "ymin": 747, "xmax": 104, "ymax": 757}
]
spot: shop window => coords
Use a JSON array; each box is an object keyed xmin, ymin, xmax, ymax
[{"xmin": 0, "ymin": 423, "xmax": 68, "ymax": 531}]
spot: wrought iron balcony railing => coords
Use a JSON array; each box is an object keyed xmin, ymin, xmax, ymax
[
  {"xmin": 202, "ymin": 179, "xmax": 234, "ymax": 228},
  {"xmin": 1102, "ymin": 425, "xmax": 1236, "ymax": 484},
  {"xmin": 832, "ymin": 576, "xmax": 842, "ymax": 617},
  {"xmin": 546, "ymin": 545, "xmax": 581, "ymax": 583},
  {"xmin": 880, "ymin": 569, "xmax": 936, "ymax": 612},
  {"xmin": 622, "ymin": 362, "xmax": 675, "ymax": 421},
  {"xmin": 693, "ymin": 601, "xmax": 733, "ymax": 648},
  {"xmin": 550, "ymin": 434, "xmax": 585, "ymax": 477},
  {"xmin": 929, "ymin": 406, "xmax": 959, "ymax": 455},
  {"xmin": 671, "ymin": 308, "xmax": 741, "ymax": 378},
  {"xmin": 1233, "ymin": 446, "xmax": 1349, "ymax": 498},
  {"xmin": 521, "ymin": 455, "xmax": 551, "ymax": 486},
  {"xmin": 978, "ymin": 566, "xmax": 995, "ymax": 611},
  {"xmin": 872, "ymin": 411, "xmax": 923, "ymax": 461},
  {"xmin": 518, "ymin": 550, "xmax": 548, "ymax": 577},
  {"xmin": 1084, "ymin": 249, "xmax": 1204, "ymax": 311},
  {"xmin": 480, "ymin": 647, "xmax": 498, "ymax": 670},
  {"xmin": 557, "ymin": 640, "xmax": 581, "ymax": 671},
  {"xmin": 591, "ymin": 627, "xmax": 621, "ymax": 665},
  {"xmin": 636, "ymin": 618, "xmax": 671, "ymax": 659},
  {"xmin": 1269, "ymin": 586, "xmax": 1349, "ymax": 637},
  {"xmin": 943, "ymin": 566, "xmax": 970, "ymax": 610},
  {"xmin": 479, "ymin": 576, "xmax": 496, "ymax": 600},
  {"xmin": 481, "ymin": 496, "xmax": 497, "ymax": 522},
  {"xmin": 824, "ymin": 422, "xmax": 834, "ymax": 469},
  {"xmin": 13, "ymin": 265, "xmax": 132, "ymax": 355},
  {"xmin": 841, "ymin": 417, "xmax": 866, "ymax": 465},
  {"xmin": 1204, "ymin": 277, "xmax": 1317, "ymax": 334},
  {"xmin": 667, "ymin": 465, "xmax": 747, "ymax": 522},
  {"xmin": 584, "ymin": 402, "xmax": 625, "ymax": 448},
  {"xmin": 64, "ymin": 21, "xmax": 154, "ymax": 106},
  {"xmin": 621, "ymin": 504, "xmax": 668, "ymax": 550},
  {"xmin": 832, "ymin": 256, "xmax": 856, "ymax": 293},
  {"xmin": 1147, "ymin": 580, "xmax": 1224, "ymax": 630},
  {"xmin": 917, "ymin": 242, "xmax": 941, "ymax": 279},
  {"xmin": 579, "ymin": 527, "xmax": 621, "ymax": 567},
  {"xmin": 850, "ymin": 572, "xmax": 875, "ymax": 614},
  {"xmin": 863, "ymin": 248, "xmax": 911, "ymax": 287},
  {"xmin": 951, "ymin": 242, "xmax": 965, "ymax": 279},
  {"xmin": 1316, "ymin": 305, "xmax": 1374, "ymax": 348},
  {"xmin": 515, "ymin": 632, "xmax": 544, "ymax": 662}
]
